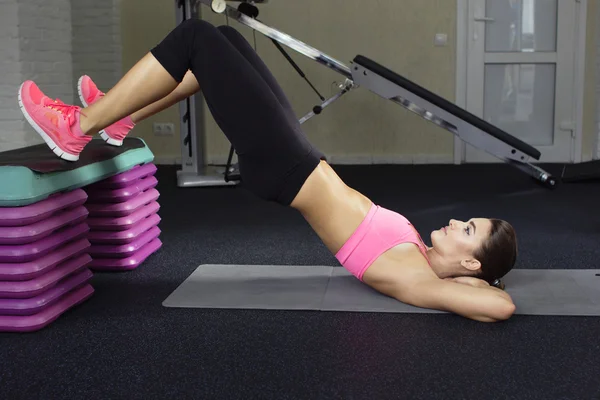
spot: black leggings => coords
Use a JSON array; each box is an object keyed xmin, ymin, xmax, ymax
[{"xmin": 150, "ymin": 19, "xmax": 326, "ymax": 205}]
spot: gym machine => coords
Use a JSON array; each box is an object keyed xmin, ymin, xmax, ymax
[
  {"xmin": 175, "ymin": 0, "xmax": 239, "ymax": 187},
  {"xmin": 175, "ymin": 0, "xmax": 558, "ymax": 188}
]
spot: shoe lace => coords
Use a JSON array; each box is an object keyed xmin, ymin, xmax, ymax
[
  {"xmin": 45, "ymin": 99, "xmax": 84, "ymax": 126},
  {"xmin": 44, "ymin": 99, "xmax": 91, "ymax": 151}
]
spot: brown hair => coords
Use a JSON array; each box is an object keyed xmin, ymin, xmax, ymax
[{"xmin": 474, "ymin": 219, "xmax": 518, "ymax": 284}]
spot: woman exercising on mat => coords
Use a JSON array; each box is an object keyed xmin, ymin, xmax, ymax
[{"xmin": 18, "ymin": 20, "xmax": 517, "ymax": 322}]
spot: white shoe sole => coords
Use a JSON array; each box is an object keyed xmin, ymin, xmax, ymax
[
  {"xmin": 77, "ymin": 75, "xmax": 123, "ymax": 147},
  {"xmin": 18, "ymin": 82, "xmax": 79, "ymax": 162}
]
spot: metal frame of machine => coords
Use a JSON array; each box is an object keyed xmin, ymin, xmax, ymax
[{"xmin": 175, "ymin": 0, "xmax": 557, "ymax": 188}]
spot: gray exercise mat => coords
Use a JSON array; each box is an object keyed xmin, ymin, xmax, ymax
[{"xmin": 162, "ymin": 265, "xmax": 600, "ymax": 316}]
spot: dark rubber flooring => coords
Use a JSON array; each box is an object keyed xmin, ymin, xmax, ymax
[{"xmin": 1, "ymin": 163, "xmax": 599, "ymax": 400}]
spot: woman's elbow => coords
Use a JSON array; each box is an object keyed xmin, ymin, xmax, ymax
[
  {"xmin": 502, "ymin": 301, "xmax": 517, "ymax": 319},
  {"xmin": 490, "ymin": 301, "xmax": 516, "ymax": 322}
]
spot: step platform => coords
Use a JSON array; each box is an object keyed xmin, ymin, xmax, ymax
[
  {"xmin": 0, "ymin": 243, "xmax": 94, "ymax": 333},
  {"xmin": 86, "ymin": 175, "xmax": 158, "ymax": 203},
  {"xmin": 0, "ymin": 284, "xmax": 94, "ymax": 332},
  {"xmin": 89, "ymin": 226, "xmax": 161, "ymax": 259},
  {"xmin": 0, "ymin": 206, "xmax": 89, "ymax": 246},
  {"xmin": 0, "ymin": 189, "xmax": 88, "ymax": 227},
  {"xmin": 0, "ymin": 267, "xmax": 93, "ymax": 316},
  {"xmin": 85, "ymin": 188, "xmax": 160, "ymax": 218},
  {"xmin": 0, "ymin": 137, "xmax": 159, "ymax": 332},
  {"xmin": 89, "ymin": 238, "xmax": 162, "ymax": 271},
  {"xmin": 86, "ymin": 163, "xmax": 158, "ymax": 190},
  {"xmin": 0, "ymin": 138, "xmax": 154, "ymax": 207},
  {"xmin": 87, "ymin": 202, "xmax": 160, "ymax": 231},
  {"xmin": 0, "ymin": 253, "xmax": 92, "ymax": 299},
  {"xmin": 0, "ymin": 222, "xmax": 90, "ymax": 263},
  {"xmin": 84, "ymin": 161, "xmax": 161, "ymax": 271},
  {"xmin": 88, "ymin": 213, "xmax": 161, "ymax": 245},
  {"xmin": 0, "ymin": 238, "xmax": 91, "ymax": 281}
]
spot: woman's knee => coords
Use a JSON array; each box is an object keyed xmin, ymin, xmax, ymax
[
  {"xmin": 217, "ymin": 25, "xmax": 248, "ymax": 44},
  {"xmin": 216, "ymin": 25, "xmax": 238, "ymax": 36},
  {"xmin": 180, "ymin": 18, "xmax": 219, "ymax": 36},
  {"xmin": 218, "ymin": 25, "xmax": 259, "ymax": 61}
]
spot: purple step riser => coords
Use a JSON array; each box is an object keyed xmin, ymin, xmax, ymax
[
  {"xmin": 0, "ymin": 223, "xmax": 90, "ymax": 263},
  {"xmin": 0, "ymin": 269, "xmax": 93, "ymax": 315},
  {"xmin": 0, "ymin": 206, "xmax": 89, "ymax": 245},
  {"xmin": 0, "ymin": 285, "xmax": 94, "ymax": 333},
  {"xmin": 90, "ymin": 238, "xmax": 162, "ymax": 271},
  {"xmin": 0, "ymin": 190, "xmax": 88, "ymax": 227},
  {"xmin": 87, "ymin": 202, "xmax": 160, "ymax": 231},
  {"xmin": 88, "ymin": 214, "xmax": 161, "ymax": 245},
  {"xmin": 89, "ymin": 226, "xmax": 161, "ymax": 259},
  {"xmin": 0, "ymin": 238, "xmax": 91, "ymax": 282},
  {"xmin": 86, "ymin": 163, "xmax": 157, "ymax": 190},
  {"xmin": 0, "ymin": 253, "xmax": 92, "ymax": 299},
  {"xmin": 86, "ymin": 176, "xmax": 158, "ymax": 204},
  {"xmin": 86, "ymin": 188, "xmax": 160, "ymax": 218}
]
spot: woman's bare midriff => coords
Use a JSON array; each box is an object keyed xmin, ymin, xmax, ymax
[
  {"xmin": 290, "ymin": 160, "xmax": 373, "ymax": 254},
  {"xmin": 290, "ymin": 160, "xmax": 435, "ymax": 289}
]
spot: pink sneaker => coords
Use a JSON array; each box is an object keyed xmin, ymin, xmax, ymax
[
  {"xmin": 18, "ymin": 81, "xmax": 92, "ymax": 162},
  {"xmin": 77, "ymin": 75, "xmax": 134, "ymax": 146}
]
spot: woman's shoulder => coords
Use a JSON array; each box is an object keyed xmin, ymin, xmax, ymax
[{"xmin": 362, "ymin": 242, "xmax": 436, "ymax": 287}]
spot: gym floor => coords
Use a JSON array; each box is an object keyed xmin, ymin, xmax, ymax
[{"xmin": 1, "ymin": 163, "xmax": 599, "ymax": 400}]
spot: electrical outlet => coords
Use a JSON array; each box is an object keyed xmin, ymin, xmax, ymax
[
  {"xmin": 163, "ymin": 123, "xmax": 175, "ymax": 135},
  {"xmin": 153, "ymin": 123, "xmax": 175, "ymax": 136}
]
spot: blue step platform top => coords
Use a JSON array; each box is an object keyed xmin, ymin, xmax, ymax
[{"xmin": 0, "ymin": 138, "xmax": 154, "ymax": 207}]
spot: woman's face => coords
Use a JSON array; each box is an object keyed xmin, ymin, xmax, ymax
[{"xmin": 430, "ymin": 218, "xmax": 492, "ymax": 271}]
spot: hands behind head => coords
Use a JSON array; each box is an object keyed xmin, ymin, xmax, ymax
[
  {"xmin": 445, "ymin": 276, "xmax": 491, "ymax": 288},
  {"xmin": 445, "ymin": 276, "xmax": 506, "ymax": 290}
]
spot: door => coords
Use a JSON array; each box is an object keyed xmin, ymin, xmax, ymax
[{"xmin": 464, "ymin": 0, "xmax": 579, "ymax": 163}]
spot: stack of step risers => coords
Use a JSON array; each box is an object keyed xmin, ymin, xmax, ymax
[
  {"xmin": 85, "ymin": 163, "xmax": 162, "ymax": 271},
  {"xmin": 0, "ymin": 163, "xmax": 162, "ymax": 333},
  {"xmin": 0, "ymin": 190, "xmax": 94, "ymax": 332}
]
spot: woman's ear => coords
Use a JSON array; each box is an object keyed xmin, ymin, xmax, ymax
[{"xmin": 460, "ymin": 258, "xmax": 482, "ymax": 272}]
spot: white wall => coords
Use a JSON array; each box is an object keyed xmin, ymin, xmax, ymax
[
  {"xmin": 1, "ymin": 0, "xmax": 598, "ymax": 161},
  {"xmin": 18, "ymin": 0, "xmax": 74, "ymax": 150},
  {"xmin": 19, "ymin": 0, "xmax": 74, "ymax": 102},
  {"xmin": 0, "ymin": 0, "xmax": 26, "ymax": 151},
  {"xmin": 71, "ymin": 0, "xmax": 122, "ymax": 95},
  {"xmin": 0, "ymin": 0, "xmax": 121, "ymax": 153}
]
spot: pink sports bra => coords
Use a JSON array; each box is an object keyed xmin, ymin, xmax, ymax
[{"xmin": 335, "ymin": 203, "xmax": 430, "ymax": 281}]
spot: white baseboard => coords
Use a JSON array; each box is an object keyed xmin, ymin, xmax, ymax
[{"xmin": 152, "ymin": 154, "xmax": 455, "ymax": 166}]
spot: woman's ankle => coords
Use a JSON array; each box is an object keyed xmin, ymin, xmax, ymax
[
  {"xmin": 129, "ymin": 113, "xmax": 139, "ymax": 125},
  {"xmin": 78, "ymin": 110, "xmax": 95, "ymax": 136}
]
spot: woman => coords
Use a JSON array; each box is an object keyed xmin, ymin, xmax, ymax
[{"xmin": 18, "ymin": 20, "xmax": 517, "ymax": 322}]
